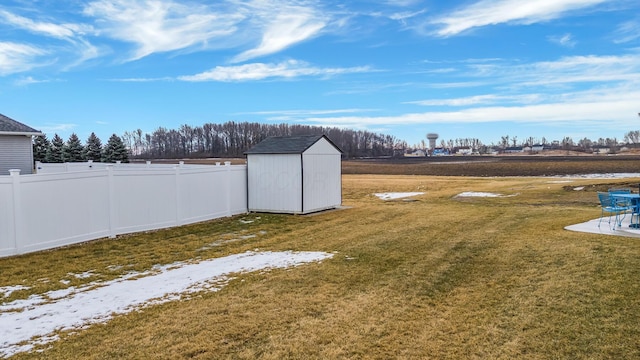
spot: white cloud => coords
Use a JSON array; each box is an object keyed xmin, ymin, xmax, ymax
[
  {"xmin": 464, "ymin": 54, "xmax": 640, "ymax": 87},
  {"xmin": 548, "ymin": 33, "xmax": 576, "ymax": 47},
  {"xmin": 614, "ymin": 18, "xmax": 640, "ymax": 43},
  {"xmin": 0, "ymin": 42, "xmax": 47, "ymax": 75},
  {"xmin": 0, "ymin": 10, "xmax": 92, "ymax": 39},
  {"xmin": 296, "ymin": 84, "xmax": 640, "ymax": 134},
  {"xmin": 231, "ymin": 3, "xmax": 327, "ymax": 63},
  {"xmin": 389, "ymin": 9, "xmax": 427, "ymax": 22},
  {"xmin": 0, "ymin": 9, "xmax": 100, "ymax": 70},
  {"xmin": 13, "ymin": 76, "xmax": 53, "ymax": 86},
  {"xmin": 384, "ymin": 0, "xmax": 422, "ymax": 6},
  {"xmin": 301, "ymin": 87, "xmax": 640, "ymax": 127},
  {"xmin": 407, "ymin": 94, "xmax": 542, "ymax": 106},
  {"xmin": 239, "ymin": 108, "xmax": 379, "ymax": 122},
  {"xmin": 81, "ymin": 0, "xmax": 333, "ymax": 63},
  {"xmin": 84, "ymin": 0, "xmax": 243, "ymax": 61},
  {"xmin": 431, "ymin": 0, "xmax": 609, "ymax": 37},
  {"xmin": 241, "ymin": 108, "xmax": 377, "ymax": 116},
  {"xmin": 178, "ymin": 59, "xmax": 372, "ymax": 82}
]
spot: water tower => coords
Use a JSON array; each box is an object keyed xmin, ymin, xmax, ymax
[{"xmin": 426, "ymin": 133, "xmax": 439, "ymax": 149}]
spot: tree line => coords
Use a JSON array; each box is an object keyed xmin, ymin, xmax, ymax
[
  {"xmin": 120, "ymin": 122, "xmax": 402, "ymax": 159},
  {"xmin": 33, "ymin": 133, "xmax": 129, "ymax": 163},
  {"xmin": 33, "ymin": 122, "xmax": 404, "ymax": 163}
]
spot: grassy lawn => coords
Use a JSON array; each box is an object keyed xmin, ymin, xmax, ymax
[{"xmin": 2, "ymin": 174, "xmax": 640, "ymax": 359}]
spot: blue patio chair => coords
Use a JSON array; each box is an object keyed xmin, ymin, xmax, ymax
[
  {"xmin": 610, "ymin": 189, "xmax": 640, "ymax": 227},
  {"xmin": 598, "ymin": 192, "xmax": 633, "ymax": 229}
]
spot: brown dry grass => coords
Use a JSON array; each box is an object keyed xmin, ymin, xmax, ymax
[{"xmin": 3, "ymin": 173, "xmax": 640, "ymax": 359}]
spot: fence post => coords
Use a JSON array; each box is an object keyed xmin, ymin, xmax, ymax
[
  {"xmin": 175, "ymin": 164, "xmax": 183, "ymax": 225},
  {"xmin": 9, "ymin": 170, "xmax": 21, "ymax": 255},
  {"xmin": 225, "ymin": 161, "xmax": 232, "ymax": 216},
  {"xmin": 107, "ymin": 165, "xmax": 117, "ymax": 238}
]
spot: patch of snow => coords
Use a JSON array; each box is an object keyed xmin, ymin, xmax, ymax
[
  {"xmin": 553, "ymin": 173, "xmax": 640, "ymax": 179},
  {"xmin": 69, "ymin": 271, "xmax": 94, "ymax": 279},
  {"xmin": 0, "ymin": 285, "xmax": 29, "ymax": 298},
  {"xmin": 455, "ymin": 191, "xmax": 517, "ymax": 198},
  {"xmin": 374, "ymin": 192, "xmax": 424, "ymax": 200},
  {"xmin": 573, "ymin": 186, "xmax": 585, "ymax": 191},
  {"xmin": 0, "ymin": 250, "xmax": 332, "ymax": 358}
]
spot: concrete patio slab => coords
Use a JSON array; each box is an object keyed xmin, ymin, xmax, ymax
[{"xmin": 565, "ymin": 215, "xmax": 640, "ymax": 238}]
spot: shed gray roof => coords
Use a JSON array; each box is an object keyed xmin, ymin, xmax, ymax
[
  {"xmin": 0, "ymin": 114, "xmax": 41, "ymax": 135},
  {"xmin": 245, "ymin": 135, "xmax": 342, "ymax": 154}
]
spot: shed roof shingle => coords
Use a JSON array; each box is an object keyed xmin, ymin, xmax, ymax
[
  {"xmin": 245, "ymin": 135, "xmax": 341, "ymax": 154},
  {"xmin": 0, "ymin": 114, "xmax": 41, "ymax": 134}
]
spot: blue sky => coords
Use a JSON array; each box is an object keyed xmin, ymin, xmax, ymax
[{"xmin": 1, "ymin": 0, "xmax": 639, "ymax": 147}]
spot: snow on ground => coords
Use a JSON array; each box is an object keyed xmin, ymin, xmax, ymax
[
  {"xmin": 0, "ymin": 250, "xmax": 333, "ymax": 358},
  {"xmin": 0, "ymin": 285, "xmax": 29, "ymax": 298},
  {"xmin": 455, "ymin": 191, "xmax": 517, "ymax": 198},
  {"xmin": 374, "ymin": 192, "xmax": 424, "ymax": 200},
  {"xmin": 553, "ymin": 173, "xmax": 640, "ymax": 179}
]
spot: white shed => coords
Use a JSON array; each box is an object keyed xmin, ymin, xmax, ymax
[
  {"xmin": 0, "ymin": 114, "xmax": 42, "ymax": 175},
  {"xmin": 246, "ymin": 135, "xmax": 342, "ymax": 214}
]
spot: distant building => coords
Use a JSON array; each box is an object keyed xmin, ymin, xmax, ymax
[
  {"xmin": 0, "ymin": 114, "xmax": 42, "ymax": 175},
  {"xmin": 504, "ymin": 146, "xmax": 524, "ymax": 153},
  {"xmin": 404, "ymin": 149, "xmax": 426, "ymax": 157},
  {"xmin": 431, "ymin": 148, "xmax": 450, "ymax": 156},
  {"xmin": 455, "ymin": 147, "xmax": 473, "ymax": 155},
  {"xmin": 531, "ymin": 144, "xmax": 544, "ymax": 152},
  {"xmin": 592, "ymin": 145, "xmax": 610, "ymax": 154}
]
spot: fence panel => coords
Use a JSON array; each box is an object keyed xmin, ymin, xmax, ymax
[
  {"xmin": 111, "ymin": 168, "xmax": 179, "ymax": 234},
  {"xmin": 0, "ymin": 176, "xmax": 14, "ymax": 257},
  {"xmin": 19, "ymin": 171, "xmax": 111, "ymax": 254},
  {"xmin": 0, "ymin": 163, "xmax": 249, "ymax": 258},
  {"xmin": 179, "ymin": 167, "xmax": 229, "ymax": 224},
  {"xmin": 229, "ymin": 166, "xmax": 248, "ymax": 214}
]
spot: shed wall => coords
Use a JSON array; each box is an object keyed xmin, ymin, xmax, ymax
[
  {"xmin": 304, "ymin": 137, "xmax": 340, "ymax": 155},
  {"xmin": 247, "ymin": 154, "xmax": 302, "ymax": 213},
  {"xmin": 0, "ymin": 135, "xmax": 34, "ymax": 175},
  {"xmin": 302, "ymin": 153, "xmax": 342, "ymax": 213}
]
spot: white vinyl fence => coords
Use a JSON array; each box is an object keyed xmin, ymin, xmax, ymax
[{"xmin": 0, "ymin": 162, "xmax": 247, "ymax": 258}]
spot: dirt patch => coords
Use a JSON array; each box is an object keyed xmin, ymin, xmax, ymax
[{"xmin": 343, "ymin": 155, "xmax": 640, "ymax": 177}]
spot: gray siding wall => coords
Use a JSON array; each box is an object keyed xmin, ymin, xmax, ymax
[
  {"xmin": 0, "ymin": 135, "xmax": 34, "ymax": 175},
  {"xmin": 247, "ymin": 154, "xmax": 302, "ymax": 213}
]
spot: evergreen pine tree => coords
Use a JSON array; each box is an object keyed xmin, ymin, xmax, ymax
[
  {"xmin": 33, "ymin": 134, "xmax": 50, "ymax": 163},
  {"xmin": 84, "ymin": 132, "xmax": 103, "ymax": 162},
  {"xmin": 103, "ymin": 134, "xmax": 129, "ymax": 163},
  {"xmin": 48, "ymin": 134, "xmax": 65, "ymax": 163},
  {"xmin": 64, "ymin": 133, "xmax": 85, "ymax": 162}
]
